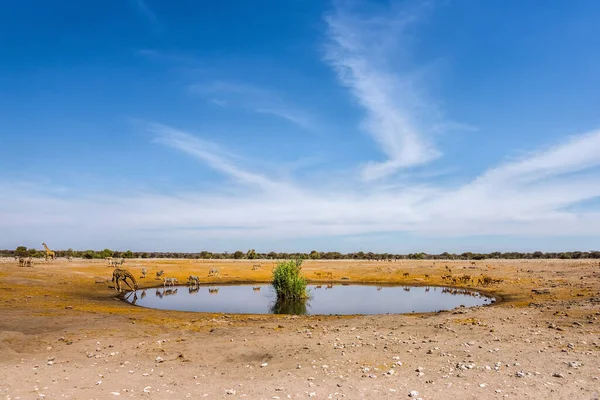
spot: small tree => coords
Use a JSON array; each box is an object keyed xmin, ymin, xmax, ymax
[
  {"xmin": 246, "ymin": 249, "xmax": 257, "ymax": 260},
  {"xmin": 15, "ymin": 246, "xmax": 28, "ymax": 257},
  {"xmin": 233, "ymin": 251, "xmax": 244, "ymax": 259}
]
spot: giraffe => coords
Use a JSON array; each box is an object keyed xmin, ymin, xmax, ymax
[
  {"xmin": 41, "ymin": 242, "xmax": 55, "ymax": 261},
  {"xmin": 112, "ymin": 268, "xmax": 138, "ymax": 292}
]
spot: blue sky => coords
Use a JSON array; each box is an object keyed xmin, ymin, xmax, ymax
[{"xmin": 1, "ymin": 0, "xmax": 600, "ymax": 252}]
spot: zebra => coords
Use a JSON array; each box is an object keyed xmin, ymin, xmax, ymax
[
  {"xmin": 140, "ymin": 268, "xmax": 147, "ymax": 278},
  {"xmin": 163, "ymin": 277, "xmax": 178, "ymax": 288},
  {"xmin": 18, "ymin": 257, "xmax": 33, "ymax": 268},
  {"xmin": 208, "ymin": 268, "xmax": 220, "ymax": 277},
  {"xmin": 187, "ymin": 275, "xmax": 200, "ymax": 285},
  {"xmin": 155, "ymin": 270, "xmax": 165, "ymax": 280}
]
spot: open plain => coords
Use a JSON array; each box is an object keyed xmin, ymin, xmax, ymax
[{"xmin": 0, "ymin": 258, "xmax": 599, "ymax": 399}]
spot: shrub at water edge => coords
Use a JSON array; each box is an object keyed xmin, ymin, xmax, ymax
[{"xmin": 271, "ymin": 259, "xmax": 308, "ymax": 301}]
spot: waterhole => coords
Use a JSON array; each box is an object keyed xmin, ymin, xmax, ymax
[{"xmin": 123, "ymin": 284, "xmax": 495, "ymax": 315}]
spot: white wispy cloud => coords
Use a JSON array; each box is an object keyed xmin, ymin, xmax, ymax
[
  {"xmin": 190, "ymin": 81, "xmax": 314, "ymax": 129},
  {"xmin": 133, "ymin": 0, "xmax": 158, "ymax": 25},
  {"xmin": 324, "ymin": 1, "xmax": 443, "ymax": 180},
  {"xmin": 148, "ymin": 122, "xmax": 291, "ymax": 192},
  {"xmin": 2, "ymin": 126, "xmax": 600, "ymax": 251}
]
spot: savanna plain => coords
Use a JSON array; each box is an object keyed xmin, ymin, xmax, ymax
[{"xmin": 1, "ymin": 258, "xmax": 599, "ymax": 399}]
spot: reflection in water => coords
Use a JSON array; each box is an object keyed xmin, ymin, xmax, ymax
[
  {"xmin": 125, "ymin": 284, "xmax": 495, "ymax": 315},
  {"xmin": 270, "ymin": 298, "xmax": 309, "ymax": 315},
  {"xmin": 155, "ymin": 288, "xmax": 178, "ymax": 298},
  {"xmin": 124, "ymin": 291, "xmax": 138, "ymax": 305}
]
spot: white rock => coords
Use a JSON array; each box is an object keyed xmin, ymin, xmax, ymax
[
  {"xmin": 226, "ymin": 389, "xmax": 236, "ymax": 395},
  {"xmin": 155, "ymin": 356, "xmax": 164, "ymax": 363},
  {"xmin": 409, "ymin": 390, "xmax": 419, "ymax": 397}
]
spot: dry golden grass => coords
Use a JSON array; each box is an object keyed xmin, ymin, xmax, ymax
[{"xmin": 1, "ymin": 257, "xmax": 598, "ymax": 327}]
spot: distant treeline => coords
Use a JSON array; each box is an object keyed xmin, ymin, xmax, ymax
[{"xmin": 2, "ymin": 247, "xmax": 600, "ymax": 261}]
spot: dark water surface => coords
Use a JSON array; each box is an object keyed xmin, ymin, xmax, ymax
[{"xmin": 123, "ymin": 284, "xmax": 495, "ymax": 315}]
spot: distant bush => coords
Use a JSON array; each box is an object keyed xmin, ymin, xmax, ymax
[{"xmin": 271, "ymin": 259, "xmax": 308, "ymax": 301}]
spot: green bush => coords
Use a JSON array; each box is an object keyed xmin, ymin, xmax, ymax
[{"xmin": 271, "ymin": 259, "xmax": 308, "ymax": 301}]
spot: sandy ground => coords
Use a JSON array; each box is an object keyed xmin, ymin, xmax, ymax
[{"xmin": 0, "ymin": 257, "xmax": 599, "ymax": 399}]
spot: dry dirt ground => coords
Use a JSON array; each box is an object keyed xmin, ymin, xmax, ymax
[{"xmin": 1, "ymin": 258, "xmax": 599, "ymax": 399}]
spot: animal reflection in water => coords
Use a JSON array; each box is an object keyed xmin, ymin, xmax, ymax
[
  {"xmin": 326, "ymin": 284, "xmax": 333, "ymax": 289},
  {"xmin": 252, "ymin": 286, "xmax": 261, "ymax": 292},
  {"xmin": 155, "ymin": 288, "xmax": 178, "ymax": 298},
  {"xmin": 208, "ymin": 288, "xmax": 219, "ymax": 295},
  {"xmin": 441, "ymin": 287, "xmax": 486, "ymax": 298},
  {"xmin": 124, "ymin": 291, "xmax": 138, "ymax": 305}
]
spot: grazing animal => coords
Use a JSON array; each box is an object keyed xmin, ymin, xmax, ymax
[
  {"xmin": 67, "ymin": 256, "xmax": 73, "ymax": 262},
  {"xmin": 105, "ymin": 257, "xmax": 113, "ymax": 265},
  {"xmin": 109, "ymin": 258, "xmax": 125, "ymax": 267},
  {"xmin": 163, "ymin": 277, "xmax": 178, "ymax": 287},
  {"xmin": 42, "ymin": 242, "xmax": 55, "ymax": 261},
  {"xmin": 424, "ymin": 274, "xmax": 429, "ymax": 279},
  {"xmin": 112, "ymin": 268, "xmax": 138, "ymax": 292},
  {"xmin": 252, "ymin": 264, "xmax": 262, "ymax": 270},
  {"xmin": 403, "ymin": 272, "xmax": 410, "ymax": 278},
  {"xmin": 155, "ymin": 270, "xmax": 165, "ymax": 280},
  {"xmin": 208, "ymin": 268, "xmax": 220, "ymax": 277},
  {"xmin": 18, "ymin": 257, "xmax": 33, "ymax": 267},
  {"xmin": 140, "ymin": 268, "xmax": 147, "ymax": 278}
]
